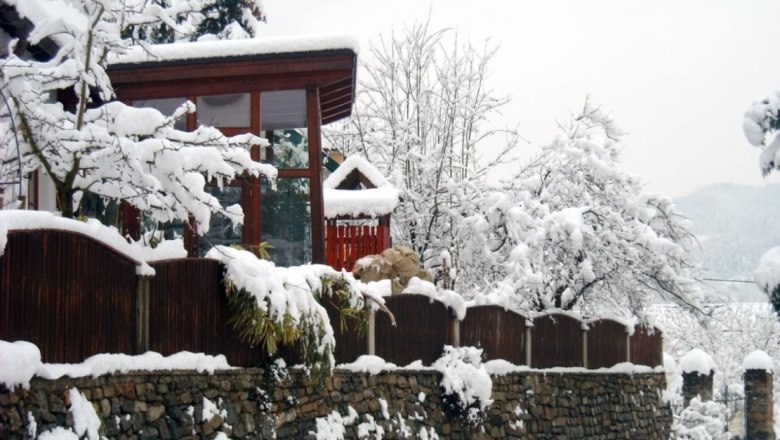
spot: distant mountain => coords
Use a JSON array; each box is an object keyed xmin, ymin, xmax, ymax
[{"xmin": 675, "ymin": 183, "xmax": 780, "ymax": 301}]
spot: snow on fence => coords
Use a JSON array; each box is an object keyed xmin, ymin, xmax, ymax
[{"xmin": 0, "ymin": 229, "xmax": 663, "ymax": 368}]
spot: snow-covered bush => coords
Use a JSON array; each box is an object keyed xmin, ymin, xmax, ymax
[
  {"xmin": 432, "ymin": 346, "xmax": 493, "ymax": 426},
  {"xmin": 206, "ymin": 246, "xmax": 371, "ymax": 381}
]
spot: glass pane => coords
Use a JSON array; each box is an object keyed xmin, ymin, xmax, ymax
[
  {"xmin": 132, "ymin": 97, "xmax": 187, "ymax": 130},
  {"xmin": 261, "ymin": 89, "xmax": 306, "ymax": 130},
  {"xmin": 271, "ymin": 128, "xmax": 309, "ymax": 168},
  {"xmin": 261, "ymin": 177, "xmax": 311, "ymax": 266},
  {"xmin": 197, "ymin": 93, "xmax": 251, "ymax": 127},
  {"xmin": 199, "ymin": 186, "xmax": 243, "ymax": 256}
]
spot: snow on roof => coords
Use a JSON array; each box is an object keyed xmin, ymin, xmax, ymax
[
  {"xmin": 678, "ymin": 348, "xmax": 716, "ymax": 375},
  {"xmin": 0, "ymin": 210, "xmax": 154, "ymax": 275},
  {"xmin": 109, "ymin": 34, "xmax": 359, "ymax": 66},
  {"xmin": 323, "ymin": 187, "xmax": 399, "ymax": 218},
  {"xmin": 323, "ymin": 156, "xmax": 399, "ymax": 218},
  {"xmin": 324, "ymin": 156, "xmax": 388, "ymax": 189},
  {"xmin": 742, "ymin": 350, "xmax": 775, "ymax": 373}
]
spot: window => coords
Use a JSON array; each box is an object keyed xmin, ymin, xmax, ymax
[
  {"xmin": 199, "ymin": 186, "xmax": 244, "ymax": 256},
  {"xmin": 261, "ymin": 177, "xmax": 311, "ymax": 265},
  {"xmin": 261, "ymin": 90, "xmax": 309, "ymax": 169}
]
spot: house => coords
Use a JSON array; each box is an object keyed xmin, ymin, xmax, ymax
[{"xmin": 106, "ymin": 37, "xmax": 359, "ymax": 265}]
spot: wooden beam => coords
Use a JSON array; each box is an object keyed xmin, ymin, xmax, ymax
[{"xmin": 307, "ymin": 87, "xmax": 325, "ymax": 264}]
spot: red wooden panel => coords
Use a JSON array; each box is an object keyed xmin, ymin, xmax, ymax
[
  {"xmin": 531, "ymin": 313, "xmax": 584, "ymax": 368},
  {"xmin": 461, "ymin": 305, "xmax": 527, "ymax": 365},
  {"xmin": 587, "ymin": 319, "xmax": 629, "ymax": 369}
]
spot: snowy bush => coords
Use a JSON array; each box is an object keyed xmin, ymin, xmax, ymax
[
  {"xmin": 432, "ymin": 346, "xmax": 493, "ymax": 426},
  {"xmin": 206, "ymin": 246, "xmax": 371, "ymax": 381}
]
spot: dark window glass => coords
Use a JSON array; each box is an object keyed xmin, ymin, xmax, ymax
[{"xmin": 261, "ymin": 177, "xmax": 311, "ymax": 266}]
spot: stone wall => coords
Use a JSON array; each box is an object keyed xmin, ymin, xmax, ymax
[{"xmin": 0, "ymin": 369, "xmax": 671, "ymax": 439}]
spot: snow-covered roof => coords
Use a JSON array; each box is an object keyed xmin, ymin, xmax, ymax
[
  {"xmin": 109, "ymin": 34, "xmax": 359, "ymax": 66},
  {"xmin": 323, "ymin": 156, "xmax": 399, "ymax": 218}
]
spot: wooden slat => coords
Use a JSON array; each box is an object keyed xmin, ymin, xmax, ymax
[
  {"xmin": 375, "ymin": 295, "xmax": 454, "ymax": 366},
  {"xmin": 461, "ymin": 305, "xmax": 527, "ymax": 365},
  {"xmin": 0, "ymin": 230, "xmax": 137, "ymax": 363},
  {"xmin": 630, "ymin": 325, "xmax": 663, "ymax": 367},
  {"xmin": 531, "ymin": 313, "xmax": 584, "ymax": 368},
  {"xmin": 587, "ymin": 319, "xmax": 629, "ymax": 368}
]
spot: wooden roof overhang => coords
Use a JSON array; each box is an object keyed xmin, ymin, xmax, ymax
[{"xmin": 108, "ymin": 49, "xmax": 358, "ymax": 124}]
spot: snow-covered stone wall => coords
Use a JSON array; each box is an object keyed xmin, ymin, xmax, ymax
[{"xmin": 0, "ymin": 369, "xmax": 671, "ymax": 439}]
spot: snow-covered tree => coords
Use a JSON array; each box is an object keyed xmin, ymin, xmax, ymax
[
  {"xmin": 325, "ymin": 20, "xmax": 518, "ymax": 287},
  {"xmin": 465, "ymin": 103, "xmax": 703, "ymax": 319},
  {"xmin": 122, "ymin": 0, "xmax": 265, "ymax": 44},
  {"xmin": 0, "ymin": 0, "xmax": 274, "ymax": 232},
  {"xmin": 743, "ymin": 92, "xmax": 780, "ymax": 317},
  {"xmin": 653, "ymin": 301, "xmax": 780, "ymax": 436}
]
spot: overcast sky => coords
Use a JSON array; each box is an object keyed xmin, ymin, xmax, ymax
[{"xmin": 261, "ymin": 0, "xmax": 780, "ymax": 197}]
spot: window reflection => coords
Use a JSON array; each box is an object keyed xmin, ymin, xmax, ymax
[
  {"xmin": 261, "ymin": 177, "xmax": 311, "ymax": 266},
  {"xmin": 271, "ymin": 129, "xmax": 309, "ymax": 169},
  {"xmin": 199, "ymin": 186, "xmax": 243, "ymax": 256},
  {"xmin": 197, "ymin": 93, "xmax": 251, "ymax": 127}
]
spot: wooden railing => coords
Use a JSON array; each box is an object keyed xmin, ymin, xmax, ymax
[{"xmin": 325, "ymin": 221, "xmax": 391, "ymax": 271}]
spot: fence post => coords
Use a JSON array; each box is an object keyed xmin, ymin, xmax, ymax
[
  {"xmin": 743, "ymin": 350, "xmax": 775, "ymax": 440},
  {"xmin": 451, "ymin": 312, "xmax": 460, "ymax": 348},
  {"xmin": 367, "ymin": 306, "xmax": 376, "ymax": 356},
  {"xmin": 525, "ymin": 324, "xmax": 532, "ymax": 367},
  {"xmin": 679, "ymin": 349, "xmax": 715, "ymax": 406},
  {"xmin": 135, "ymin": 275, "xmax": 151, "ymax": 354},
  {"xmin": 582, "ymin": 324, "xmax": 588, "ymax": 369}
]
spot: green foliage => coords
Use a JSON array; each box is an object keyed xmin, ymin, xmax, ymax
[{"xmin": 224, "ymin": 273, "xmax": 368, "ymax": 383}]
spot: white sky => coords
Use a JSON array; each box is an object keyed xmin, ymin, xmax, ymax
[{"xmin": 261, "ymin": 0, "xmax": 780, "ymax": 197}]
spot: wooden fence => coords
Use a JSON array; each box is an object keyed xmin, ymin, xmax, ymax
[
  {"xmin": 0, "ymin": 230, "xmax": 137, "ymax": 363},
  {"xmin": 1, "ymin": 229, "xmax": 663, "ymax": 369}
]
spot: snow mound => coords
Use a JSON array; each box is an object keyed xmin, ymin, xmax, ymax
[
  {"xmin": 37, "ymin": 351, "xmax": 233, "ymax": 379},
  {"xmin": 0, "ymin": 340, "xmax": 42, "ymax": 389},
  {"xmin": 743, "ymin": 350, "xmax": 774, "ymax": 373},
  {"xmin": 679, "ymin": 349, "xmax": 716, "ymax": 375},
  {"xmin": 337, "ymin": 355, "xmax": 397, "ymax": 375}
]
